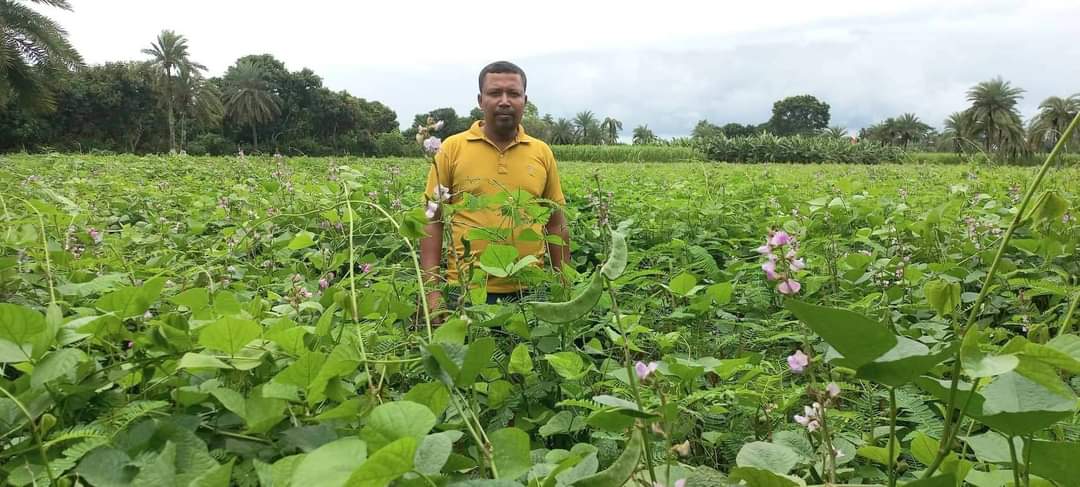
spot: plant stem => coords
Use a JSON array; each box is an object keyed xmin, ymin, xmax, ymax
[
  {"xmin": 344, "ymin": 190, "xmax": 377, "ymax": 398},
  {"xmin": 1008, "ymin": 435, "xmax": 1022, "ymax": 487},
  {"xmin": 923, "ymin": 111, "xmax": 1080, "ymax": 479},
  {"xmin": 888, "ymin": 387, "xmax": 897, "ymax": 487},
  {"xmin": 1058, "ymin": 292, "xmax": 1079, "ymax": 336},
  {"xmin": 0, "ymin": 385, "xmax": 55, "ymax": 485},
  {"xmin": 605, "ymin": 278, "xmax": 658, "ymax": 484}
]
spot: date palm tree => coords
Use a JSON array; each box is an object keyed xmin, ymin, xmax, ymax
[
  {"xmin": 551, "ymin": 118, "xmax": 576, "ymax": 145},
  {"xmin": 176, "ymin": 65, "xmax": 223, "ymax": 150},
  {"xmin": 0, "ymin": 0, "xmax": 83, "ymax": 111},
  {"xmin": 143, "ymin": 30, "xmax": 204, "ymax": 153},
  {"xmin": 224, "ymin": 60, "xmax": 280, "ymax": 151},
  {"xmin": 965, "ymin": 77, "xmax": 1025, "ymax": 154},
  {"xmin": 1028, "ymin": 95, "xmax": 1079, "ymax": 151},
  {"xmin": 573, "ymin": 110, "xmax": 599, "ymax": 144},
  {"xmin": 600, "ymin": 116, "xmax": 623, "ymax": 144},
  {"xmin": 940, "ymin": 111, "xmax": 977, "ymax": 154},
  {"xmin": 632, "ymin": 124, "xmax": 657, "ymax": 145}
]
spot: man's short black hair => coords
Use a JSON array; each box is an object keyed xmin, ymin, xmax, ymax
[{"xmin": 478, "ymin": 61, "xmax": 527, "ymax": 93}]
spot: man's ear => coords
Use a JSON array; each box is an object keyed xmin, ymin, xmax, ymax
[
  {"xmin": 477, "ymin": 93, "xmax": 482, "ymax": 108},
  {"xmin": 524, "ymin": 94, "xmax": 528, "ymax": 107}
]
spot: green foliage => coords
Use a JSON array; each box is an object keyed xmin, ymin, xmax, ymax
[
  {"xmin": 767, "ymin": 94, "xmax": 831, "ymax": 136},
  {"xmin": 698, "ymin": 132, "xmax": 907, "ymax": 163}
]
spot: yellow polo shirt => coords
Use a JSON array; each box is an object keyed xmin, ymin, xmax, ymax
[{"xmin": 424, "ymin": 121, "xmax": 566, "ymax": 293}]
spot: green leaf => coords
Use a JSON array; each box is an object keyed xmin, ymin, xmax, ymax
[
  {"xmin": 478, "ymin": 244, "xmax": 519, "ymax": 277},
  {"xmin": 291, "ymin": 437, "xmax": 367, "ymax": 487},
  {"xmin": 288, "ymin": 231, "xmax": 317, "ymax": 250},
  {"xmin": 346, "ymin": 436, "xmax": 417, "ymax": 487},
  {"xmin": 572, "ymin": 430, "xmax": 643, "ymax": 487},
  {"xmin": 490, "ymin": 427, "xmax": 531, "ymax": 481},
  {"xmin": 544, "ymin": 351, "xmax": 586, "ymax": 380},
  {"xmin": 667, "ymin": 272, "xmax": 698, "ymax": 296},
  {"xmin": 925, "ymin": 280, "xmax": 961, "ymax": 316},
  {"xmin": 457, "ymin": 337, "xmax": 495, "ymax": 387},
  {"xmin": 785, "ymin": 299, "xmax": 896, "ymax": 368},
  {"xmin": 857, "ymin": 438, "xmax": 899, "ymax": 466},
  {"xmin": 199, "ymin": 316, "xmax": 261, "ymax": 355},
  {"xmin": 901, "ymin": 474, "xmax": 957, "ymax": 487},
  {"xmin": 529, "ymin": 271, "xmax": 604, "ymax": 323},
  {"xmin": 414, "ymin": 431, "xmax": 458, "ymax": 475},
  {"xmin": 961, "ymin": 329, "xmax": 1019, "ymax": 378},
  {"xmin": 31, "ymin": 348, "xmax": 87, "ymax": 388},
  {"xmin": 909, "ymin": 431, "xmax": 940, "ymax": 466},
  {"xmin": 0, "ymin": 304, "xmax": 46, "ymax": 353},
  {"xmin": 726, "ymin": 467, "xmax": 804, "ymax": 487},
  {"xmin": 960, "ymin": 432, "xmax": 1024, "ymax": 463},
  {"xmin": 177, "ymin": 352, "xmax": 231, "ymax": 370},
  {"xmin": 979, "ymin": 371, "xmax": 1075, "ymax": 436},
  {"xmin": 189, "ymin": 459, "xmax": 234, "ymax": 487},
  {"xmin": 600, "ymin": 230, "xmax": 628, "ymax": 280},
  {"xmin": 360, "ymin": 401, "xmax": 436, "ymax": 452},
  {"xmin": 433, "ymin": 318, "xmax": 468, "ymax": 344},
  {"xmin": 857, "ymin": 338, "xmax": 953, "ymax": 387},
  {"xmin": 171, "ymin": 287, "xmax": 210, "ymax": 312},
  {"xmin": 133, "ymin": 441, "xmax": 177, "ymax": 485},
  {"xmin": 1027, "ymin": 439, "xmax": 1080, "ymax": 487},
  {"xmin": 76, "ymin": 447, "xmax": 136, "ymax": 487},
  {"xmin": 403, "ymin": 382, "xmax": 450, "ymax": 418},
  {"xmin": 274, "ymin": 351, "xmax": 327, "ymax": 389},
  {"xmin": 735, "ymin": 441, "xmax": 801, "ymax": 474},
  {"xmin": 509, "ymin": 343, "xmax": 533, "ymax": 375},
  {"xmin": 1024, "ymin": 190, "xmax": 1068, "ymax": 225}
]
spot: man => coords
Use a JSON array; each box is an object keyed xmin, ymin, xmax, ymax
[{"xmin": 420, "ymin": 61, "xmax": 571, "ymax": 320}]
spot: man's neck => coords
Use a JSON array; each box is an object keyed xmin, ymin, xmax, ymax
[{"xmin": 483, "ymin": 124, "xmax": 517, "ymax": 150}]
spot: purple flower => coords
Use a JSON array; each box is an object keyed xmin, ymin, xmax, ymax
[
  {"xmin": 423, "ymin": 136, "xmax": 442, "ymax": 155},
  {"xmin": 787, "ymin": 350, "xmax": 809, "ymax": 374},
  {"xmin": 769, "ymin": 231, "xmax": 792, "ymax": 247},
  {"xmin": 87, "ymin": 227, "xmax": 102, "ymax": 244},
  {"xmin": 778, "ymin": 278, "xmax": 801, "ymax": 295},
  {"xmin": 433, "ymin": 120, "xmax": 445, "ymax": 131},
  {"xmin": 755, "ymin": 243, "xmax": 773, "ymax": 254},
  {"xmin": 762, "ymin": 260, "xmax": 779, "ymax": 281},
  {"xmin": 790, "ymin": 258, "xmax": 806, "ymax": 271},
  {"xmin": 794, "ymin": 403, "xmax": 823, "ymax": 432},
  {"xmin": 425, "ymin": 201, "xmax": 440, "ymax": 219},
  {"xmin": 826, "ymin": 382, "xmax": 841, "ymax": 398},
  {"xmin": 634, "ymin": 361, "xmax": 658, "ymax": 381},
  {"xmin": 319, "ymin": 278, "xmax": 330, "ymax": 290},
  {"xmin": 299, "ymin": 288, "xmax": 313, "ymax": 299},
  {"xmin": 360, "ymin": 263, "xmax": 373, "ymax": 274},
  {"xmin": 433, "ymin": 184, "xmax": 451, "ymax": 202}
]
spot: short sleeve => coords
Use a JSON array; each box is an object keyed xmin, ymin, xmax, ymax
[
  {"xmin": 541, "ymin": 147, "xmax": 565, "ymax": 204},
  {"xmin": 423, "ymin": 146, "xmax": 453, "ymax": 203}
]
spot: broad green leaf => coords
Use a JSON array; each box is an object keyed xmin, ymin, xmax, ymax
[
  {"xmin": 76, "ymin": 447, "xmax": 135, "ymax": 487},
  {"xmin": 545, "ymin": 352, "xmax": 586, "ymax": 380},
  {"xmin": 726, "ymin": 467, "xmax": 804, "ymax": 487},
  {"xmin": 189, "ymin": 459, "xmax": 234, "ymax": 487},
  {"xmin": 667, "ymin": 272, "xmax": 698, "ymax": 296},
  {"xmin": 403, "ymin": 382, "xmax": 450, "ymax": 418},
  {"xmin": 291, "ymin": 437, "xmax": 367, "ymax": 487},
  {"xmin": 478, "ymin": 244, "xmax": 519, "ymax": 277},
  {"xmin": 509, "ymin": 343, "xmax": 533, "ymax": 375},
  {"xmin": 346, "ymin": 436, "xmax": 417, "ymax": 487},
  {"xmin": 31, "ymin": 348, "xmax": 86, "ymax": 388},
  {"xmin": 433, "ymin": 318, "xmax": 467, "ymax": 344},
  {"xmin": 457, "ymin": 337, "xmax": 495, "ymax": 387},
  {"xmin": 177, "ymin": 352, "xmax": 231, "ymax": 370},
  {"xmin": 857, "ymin": 438, "xmax": 899, "ymax": 466},
  {"xmin": 1019, "ymin": 341, "xmax": 1080, "ymax": 373},
  {"xmin": 132, "ymin": 441, "xmax": 177, "ymax": 485},
  {"xmin": 274, "ymin": 351, "xmax": 327, "ymax": 389},
  {"xmin": 960, "ymin": 432, "xmax": 1024, "ymax": 463},
  {"xmin": 360, "ymin": 401, "xmax": 436, "ymax": 452},
  {"xmin": 902, "ymin": 474, "xmax": 957, "ymax": 487},
  {"xmin": 572, "ymin": 430, "xmax": 643, "ymax": 487},
  {"xmin": 171, "ymin": 287, "xmax": 210, "ymax": 312},
  {"xmin": 414, "ymin": 431, "xmax": 458, "ymax": 475},
  {"xmin": 1047, "ymin": 334, "xmax": 1080, "ymax": 361},
  {"xmin": 857, "ymin": 339, "xmax": 953, "ymax": 387},
  {"xmin": 925, "ymin": 280, "xmax": 961, "ymax": 316},
  {"xmin": 735, "ymin": 441, "xmax": 801, "ymax": 474},
  {"xmin": 288, "ymin": 231, "xmax": 317, "ymax": 250},
  {"xmin": 600, "ymin": 230, "xmax": 627, "ymax": 280},
  {"xmin": 0, "ymin": 304, "xmax": 46, "ymax": 352},
  {"xmin": 979, "ymin": 372, "xmax": 1075, "ymax": 436},
  {"xmin": 199, "ymin": 316, "xmax": 261, "ymax": 355},
  {"xmin": 490, "ymin": 427, "xmax": 531, "ymax": 481},
  {"xmin": 961, "ymin": 329, "xmax": 1019, "ymax": 378},
  {"xmin": 1027, "ymin": 439, "xmax": 1080, "ymax": 487},
  {"xmin": 1024, "ymin": 190, "xmax": 1068, "ymax": 225},
  {"xmin": 529, "ymin": 271, "xmax": 604, "ymax": 323},
  {"xmin": 785, "ymin": 299, "xmax": 896, "ymax": 368},
  {"xmin": 909, "ymin": 431, "xmax": 940, "ymax": 466}
]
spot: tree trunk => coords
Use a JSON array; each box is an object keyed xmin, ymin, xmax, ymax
[
  {"xmin": 252, "ymin": 123, "xmax": 258, "ymax": 151},
  {"xmin": 180, "ymin": 114, "xmax": 187, "ymax": 152},
  {"xmin": 166, "ymin": 81, "xmax": 176, "ymax": 154}
]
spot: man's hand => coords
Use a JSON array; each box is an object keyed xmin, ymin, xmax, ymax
[{"xmin": 425, "ymin": 290, "xmax": 444, "ymax": 325}]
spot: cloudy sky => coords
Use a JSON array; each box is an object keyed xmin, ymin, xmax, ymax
[{"xmin": 43, "ymin": 0, "xmax": 1080, "ymax": 139}]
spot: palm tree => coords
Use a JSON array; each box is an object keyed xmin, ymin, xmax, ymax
[
  {"xmin": 224, "ymin": 60, "xmax": 280, "ymax": 151},
  {"xmin": 0, "ymin": 0, "xmax": 83, "ymax": 111},
  {"xmin": 632, "ymin": 125, "xmax": 657, "ymax": 145},
  {"xmin": 1028, "ymin": 95, "xmax": 1079, "ymax": 151},
  {"xmin": 176, "ymin": 65, "xmax": 223, "ymax": 150},
  {"xmin": 550, "ymin": 118, "xmax": 576, "ymax": 145},
  {"xmin": 573, "ymin": 111, "xmax": 599, "ymax": 144},
  {"xmin": 821, "ymin": 126, "xmax": 848, "ymax": 139},
  {"xmin": 143, "ymin": 30, "xmax": 204, "ymax": 153},
  {"xmin": 940, "ymin": 111, "xmax": 977, "ymax": 153},
  {"xmin": 600, "ymin": 117, "xmax": 623, "ymax": 144},
  {"xmin": 892, "ymin": 113, "xmax": 932, "ymax": 148},
  {"xmin": 965, "ymin": 77, "xmax": 1025, "ymax": 154}
]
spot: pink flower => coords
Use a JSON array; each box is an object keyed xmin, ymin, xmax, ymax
[
  {"xmin": 433, "ymin": 184, "xmax": 452, "ymax": 202},
  {"xmin": 769, "ymin": 231, "xmax": 792, "ymax": 247},
  {"xmin": 299, "ymin": 288, "xmax": 313, "ymax": 299},
  {"xmin": 755, "ymin": 243, "xmax": 773, "ymax": 254},
  {"xmin": 762, "ymin": 260, "xmax": 779, "ymax": 281},
  {"xmin": 425, "ymin": 201, "xmax": 440, "ymax": 219},
  {"xmin": 360, "ymin": 263, "xmax": 373, "ymax": 274},
  {"xmin": 794, "ymin": 403, "xmax": 823, "ymax": 432},
  {"xmin": 777, "ymin": 278, "xmax": 801, "ymax": 295},
  {"xmin": 635, "ymin": 361, "xmax": 659, "ymax": 381},
  {"xmin": 319, "ymin": 278, "xmax": 330, "ymax": 290},
  {"xmin": 787, "ymin": 350, "xmax": 809, "ymax": 374},
  {"xmin": 423, "ymin": 136, "xmax": 442, "ymax": 154},
  {"xmin": 87, "ymin": 227, "xmax": 102, "ymax": 244},
  {"xmin": 433, "ymin": 120, "xmax": 445, "ymax": 131},
  {"xmin": 826, "ymin": 382, "xmax": 841, "ymax": 398},
  {"xmin": 790, "ymin": 258, "xmax": 806, "ymax": 271}
]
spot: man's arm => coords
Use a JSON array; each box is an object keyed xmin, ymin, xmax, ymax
[
  {"xmin": 419, "ymin": 217, "xmax": 444, "ymax": 323},
  {"xmin": 545, "ymin": 208, "xmax": 571, "ymax": 272}
]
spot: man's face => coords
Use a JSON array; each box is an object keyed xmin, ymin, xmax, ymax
[{"xmin": 478, "ymin": 72, "xmax": 526, "ymax": 137}]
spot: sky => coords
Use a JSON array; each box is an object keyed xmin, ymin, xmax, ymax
[{"xmin": 41, "ymin": 0, "xmax": 1080, "ymax": 140}]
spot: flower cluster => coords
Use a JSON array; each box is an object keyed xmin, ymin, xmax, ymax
[
  {"xmin": 757, "ymin": 230, "xmax": 804, "ymax": 295},
  {"xmin": 425, "ymin": 184, "xmax": 452, "ymax": 219},
  {"xmin": 87, "ymin": 227, "xmax": 103, "ymax": 245},
  {"xmin": 415, "ymin": 116, "xmax": 445, "ymax": 155},
  {"xmin": 634, "ymin": 361, "xmax": 658, "ymax": 381},
  {"xmin": 787, "ymin": 350, "xmax": 809, "ymax": 374},
  {"xmin": 793, "ymin": 383, "xmax": 840, "ymax": 433}
]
